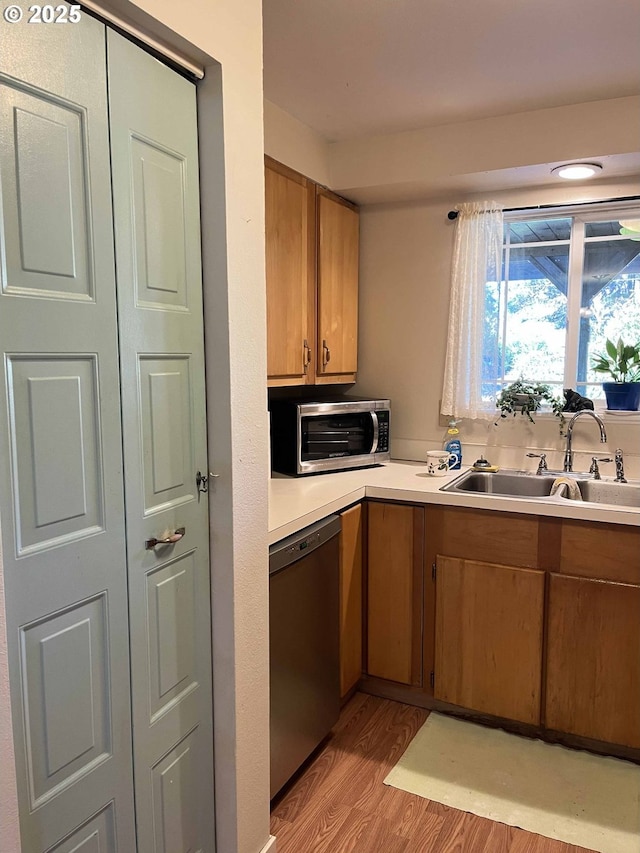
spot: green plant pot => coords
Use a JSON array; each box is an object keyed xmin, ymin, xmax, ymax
[{"xmin": 603, "ymin": 382, "xmax": 640, "ymax": 411}]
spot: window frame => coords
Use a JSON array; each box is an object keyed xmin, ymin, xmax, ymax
[{"xmin": 496, "ymin": 200, "xmax": 640, "ymax": 411}]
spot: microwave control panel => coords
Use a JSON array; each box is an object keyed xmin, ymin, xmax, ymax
[{"xmin": 377, "ymin": 411, "xmax": 390, "ymax": 452}]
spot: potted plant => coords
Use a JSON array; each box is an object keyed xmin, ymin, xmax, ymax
[
  {"xmin": 495, "ymin": 379, "xmax": 566, "ymax": 430},
  {"xmin": 591, "ymin": 338, "xmax": 640, "ymax": 411}
]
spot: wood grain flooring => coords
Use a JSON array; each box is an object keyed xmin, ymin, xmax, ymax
[{"xmin": 271, "ymin": 693, "xmax": 597, "ymax": 853}]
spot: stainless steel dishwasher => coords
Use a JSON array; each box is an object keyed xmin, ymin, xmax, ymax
[{"xmin": 269, "ymin": 514, "xmax": 341, "ymax": 798}]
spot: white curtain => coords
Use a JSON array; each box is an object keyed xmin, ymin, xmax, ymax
[{"xmin": 441, "ymin": 201, "xmax": 503, "ymax": 420}]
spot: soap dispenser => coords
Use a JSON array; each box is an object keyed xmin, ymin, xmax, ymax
[{"xmin": 443, "ymin": 420, "xmax": 462, "ymax": 470}]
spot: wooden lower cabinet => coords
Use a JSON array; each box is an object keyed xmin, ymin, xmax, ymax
[
  {"xmin": 339, "ymin": 503, "xmax": 363, "ymax": 698},
  {"xmin": 434, "ymin": 556, "xmax": 545, "ymax": 725},
  {"xmin": 359, "ymin": 501, "xmax": 639, "ymax": 755},
  {"xmin": 366, "ymin": 502, "xmax": 424, "ymax": 686},
  {"xmin": 545, "ymin": 573, "xmax": 640, "ymax": 748}
]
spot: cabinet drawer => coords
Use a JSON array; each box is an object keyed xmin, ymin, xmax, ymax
[
  {"xmin": 428, "ymin": 506, "xmax": 540, "ymax": 569},
  {"xmin": 559, "ymin": 521, "xmax": 640, "ymax": 584}
]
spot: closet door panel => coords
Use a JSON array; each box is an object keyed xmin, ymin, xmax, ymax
[
  {"xmin": 0, "ymin": 11, "xmax": 135, "ymax": 853},
  {"xmin": 130, "ymin": 137, "xmax": 189, "ymax": 309},
  {"xmin": 7, "ymin": 356, "xmax": 104, "ymax": 553},
  {"xmin": 4, "ymin": 93, "xmax": 91, "ymax": 296},
  {"xmin": 108, "ymin": 30, "xmax": 215, "ymax": 853}
]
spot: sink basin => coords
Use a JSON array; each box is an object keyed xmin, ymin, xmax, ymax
[
  {"xmin": 577, "ymin": 479, "xmax": 640, "ymax": 509},
  {"xmin": 440, "ymin": 470, "xmax": 558, "ymax": 498},
  {"xmin": 441, "ymin": 469, "xmax": 640, "ymax": 509}
]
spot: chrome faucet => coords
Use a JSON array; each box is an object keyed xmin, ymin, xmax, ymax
[
  {"xmin": 526, "ymin": 452, "xmax": 548, "ymax": 475},
  {"xmin": 563, "ymin": 410, "xmax": 607, "ymax": 472},
  {"xmin": 589, "ymin": 456, "xmax": 612, "ymax": 480},
  {"xmin": 615, "ymin": 448, "xmax": 627, "ymax": 483}
]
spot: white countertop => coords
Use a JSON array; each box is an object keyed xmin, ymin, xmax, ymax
[{"xmin": 268, "ymin": 460, "xmax": 640, "ymax": 544}]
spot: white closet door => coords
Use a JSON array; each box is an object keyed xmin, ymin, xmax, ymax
[
  {"xmin": 0, "ymin": 11, "xmax": 136, "ymax": 853},
  {"xmin": 107, "ymin": 30, "xmax": 215, "ymax": 853}
]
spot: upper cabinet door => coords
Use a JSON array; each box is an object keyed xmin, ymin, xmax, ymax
[
  {"xmin": 316, "ymin": 189, "xmax": 359, "ymax": 384},
  {"xmin": 265, "ymin": 157, "xmax": 315, "ymax": 386}
]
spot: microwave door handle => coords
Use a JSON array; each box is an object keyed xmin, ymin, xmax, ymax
[{"xmin": 370, "ymin": 411, "xmax": 379, "ymax": 454}]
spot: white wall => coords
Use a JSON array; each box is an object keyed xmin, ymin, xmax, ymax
[
  {"xmin": 0, "ymin": 2, "xmax": 271, "ymax": 853},
  {"xmin": 264, "ymin": 98, "xmax": 331, "ymax": 186},
  {"xmin": 355, "ymin": 181, "xmax": 640, "ymax": 476},
  {"xmin": 264, "ymin": 95, "xmax": 640, "ymax": 474},
  {"xmin": 329, "ymin": 96, "xmax": 640, "ymax": 203}
]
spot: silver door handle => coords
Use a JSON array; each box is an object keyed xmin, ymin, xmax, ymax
[{"xmin": 145, "ymin": 527, "xmax": 185, "ymax": 550}]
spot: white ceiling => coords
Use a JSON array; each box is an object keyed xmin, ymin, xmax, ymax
[{"xmin": 263, "ymin": 0, "xmax": 640, "ymax": 142}]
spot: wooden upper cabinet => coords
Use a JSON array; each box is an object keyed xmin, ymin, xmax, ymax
[
  {"xmin": 545, "ymin": 573, "xmax": 640, "ymax": 748},
  {"xmin": 265, "ymin": 157, "xmax": 315, "ymax": 386},
  {"xmin": 367, "ymin": 503, "xmax": 424, "ymax": 686},
  {"xmin": 316, "ymin": 189, "xmax": 360, "ymax": 384},
  {"xmin": 265, "ymin": 159, "xmax": 359, "ymax": 386},
  {"xmin": 434, "ymin": 556, "xmax": 545, "ymax": 725}
]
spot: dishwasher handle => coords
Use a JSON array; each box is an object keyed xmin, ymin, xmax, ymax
[{"xmin": 269, "ymin": 514, "xmax": 341, "ymax": 575}]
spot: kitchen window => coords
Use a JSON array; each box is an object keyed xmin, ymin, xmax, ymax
[{"xmin": 482, "ymin": 204, "xmax": 640, "ymax": 407}]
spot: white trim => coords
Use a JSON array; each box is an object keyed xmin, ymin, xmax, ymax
[
  {"xmin": 80, "ymin": 2, "xmax": 205, "ymax": 78},
  {"xmin": 564, "ymin": 218, "xmax": 584, "ymax": 389},
  {"xmin": 505, "ymin": 199, "xmax": 640, "ymax": 222},
  {"xmin": 508, "ymin": 238, "xmax": 570, "ymax": 248},
  {"xmin": 600, "ymin": 410, "xmax": 640, "ymax": 424},
  {"xmin": 497, "ymin": 408, "xmax": 640, "ymax": 425},
  {"xmin": 500, "ymin": 230, "xmax": 510, "ymax": 386},
  {"xmin": 584, "ymin": 233, "xmax": 640, "ymax": 243},
  {"xmin": 258, "ymin": 836, "xmax": 277, "ymax": 853}
]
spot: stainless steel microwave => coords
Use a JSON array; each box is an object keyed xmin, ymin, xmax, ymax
[{"xmin": 270, "ymin": 396, "xmax": 391, "ymax": 476}]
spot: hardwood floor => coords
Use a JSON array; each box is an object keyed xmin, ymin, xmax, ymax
[{"xmin": 270, "ymin": 693, "xmax": 597, "ymax": 853}]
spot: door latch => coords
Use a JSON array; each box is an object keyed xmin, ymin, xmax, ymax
[{"xmin": 196, "ymin": 471, "xmax": 219, "ymax": 493}]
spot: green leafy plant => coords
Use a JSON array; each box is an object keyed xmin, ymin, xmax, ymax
[
  {"xmin": 495, "ymin": 379, "xmax": 565, "ymax": 430},
  {"xmin": 591, "ymin": 338, "xmax": 640, "ymax": 383}
]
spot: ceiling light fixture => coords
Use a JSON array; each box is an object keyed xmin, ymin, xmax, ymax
[{"xmin": 551, "ymin": 163, "xmax": 603, "ymax": 180}]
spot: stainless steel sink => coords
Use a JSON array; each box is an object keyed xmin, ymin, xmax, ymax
[
  {"xmin": 440, "ymin": 470, "xmax": 558, "ymax": 498},
  {"xmin": 440, "ymin": 469, "xmax": 640, "ymax": 509},
  {"xmin": 577, "ymin": 479, "xmax": 640, "ymax": 509}
]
